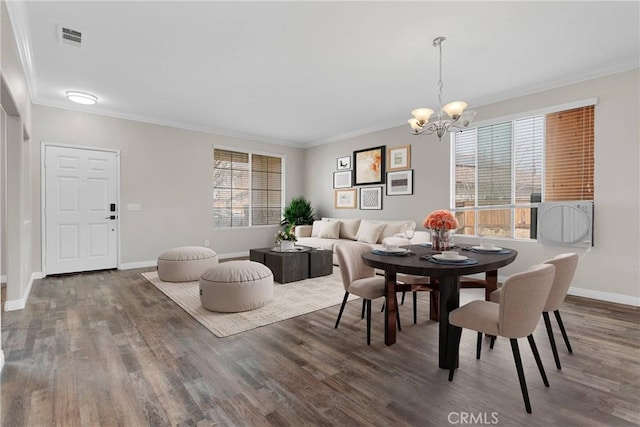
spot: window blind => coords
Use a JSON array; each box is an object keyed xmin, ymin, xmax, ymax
[
  {"xmin": 214, "ymin": 149, "xmax": 283, "ymax": 228},
  {"xmin": 544, "ymin": 106, "xmax": 594, "ymax": 201},
  {"xmin": 514, "ymin": 116, "xmax": 543, "ymax": 203},
  {"xmin": 477, "ymin": 122, "xmax": 512, "ymax": 206}
]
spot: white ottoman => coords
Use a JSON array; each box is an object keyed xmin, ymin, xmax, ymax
[
  {"xmin": 200, "ymin": 261, "xmax": 274, "ymax": 312},
  {"xmin": 157, "ymin": 246, "xmax": 219, "ymax": 282}
]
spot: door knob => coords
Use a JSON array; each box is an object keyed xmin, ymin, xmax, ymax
[{"xmin": 105, "ymin": 215, "xmax": 117, "ymax": 220}]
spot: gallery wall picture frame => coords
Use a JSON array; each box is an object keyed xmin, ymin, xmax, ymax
[
  {"xmin": 337, "ymin": 156, "xmax": 351, "ymax": 170},
  {"xmin": 353, "ymin": 146, "xmax": 385, "ymax": 185},
  {"xmin": 333, "ymin": 170, "xmax": 353, "ymax": 188},
  {"xmin": 386, "ymin": 170, "xmax": 414, "ymax": 196},
  {"xmin": 387, "ymin": 145, "xmax": 411, "ymax": 171},
  {"xmin": 335, "ymin": 189, "xmax": 357, "ymax": 209},
  {"xmin": 359, "ymin": 186, "xmax": 383, "ymax": 210}
]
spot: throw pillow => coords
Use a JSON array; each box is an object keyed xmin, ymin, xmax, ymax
[
  {"xmin": 355, "ymin": 221, "xmax": 386, "ymax": 244},
  {"xmin": 318, "ymin": 220, "xmax": 341, "ymax": 239},
  {"xmin": 310, "ymin": 220, "xmax": 324, "ymax": 237}
]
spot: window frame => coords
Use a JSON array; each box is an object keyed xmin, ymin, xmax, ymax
[
  {"xmin": 213, "ymin": 145, "xmax": 286, "ymax": 229},
  {"xmin": 449, "ymin": 98, "xmax": 596, "ymax": 240}
]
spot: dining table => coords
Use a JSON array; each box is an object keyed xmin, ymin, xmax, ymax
[{"xmin": 361, "ymin": 244, "xmax": 518, "ymax": 370}]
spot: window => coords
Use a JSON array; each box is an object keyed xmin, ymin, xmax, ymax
[
  {"xmin": 452, "ymin": 105, "xmax": 594, "ymax": 239},
  {"xmin": 213, "ymin": 148, "xmax": 283, "ymax": 228}
]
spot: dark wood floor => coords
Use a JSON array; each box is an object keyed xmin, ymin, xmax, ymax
[{"xmin": 1, "ymin": 267, "xmax": 639, "ymax": 426}]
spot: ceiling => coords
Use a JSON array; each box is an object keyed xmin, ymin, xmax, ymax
[{"xmin": 8, "ymin": 1, "xmax": 640, "ymax": 147}]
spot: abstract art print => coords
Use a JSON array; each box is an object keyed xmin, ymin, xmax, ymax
[
  {"xmin": 387, "ymin": 145, "xmax": 411, "ymax": 171},
  {"xmin": 335, "ymin": 189, "xmax": 357, "ymax": 209},
  {"xmin": 333, "ymin": 170, "xmax": 353, "ymax": 188},
  {"xmin": 386, "ymin": 170, "xmax": 413, "ymax": 195},
  {"xmin": 353, "ymin": 146, "xmax": 385, "ymax": 185},
  {"xmin": 359, "ymin": 187, "xmax": 382, "ymax": 210},
  {"xmin": 337, "ymin": 156, "xmax": 351, "ymax": 170}
]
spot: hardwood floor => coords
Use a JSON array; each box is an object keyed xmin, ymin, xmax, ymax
[{"xmin": 1, "ymin": 267, "xmax": 639, "ymax": 426}]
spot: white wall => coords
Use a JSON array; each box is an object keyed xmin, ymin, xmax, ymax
[
  {"xmin": 305, "ymin": 69, "xmax": 640, "ymax": 305},
  {"xmin": 1, "ymin": 0, "xmax": 34, "ymax": 312},
  {"xmin": 30, "ymin": 106, "xmax": 307, "ymax": 269}
]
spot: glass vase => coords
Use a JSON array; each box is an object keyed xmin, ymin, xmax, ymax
[{"xmin": 431, "ymin": 229, "xmax": 451, "ymax": 251}]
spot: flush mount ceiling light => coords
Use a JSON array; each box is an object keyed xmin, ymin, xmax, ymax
[
  {"xmin": 66, "ymin": 91, "xmax": 97, "ymax": 105},
  {"xmin": 408, "ymin": 37, "xmax": 476, "ymax": 141}
]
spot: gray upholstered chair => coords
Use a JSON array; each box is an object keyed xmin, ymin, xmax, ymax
[
  {"xmin": 489, "ymin": 253, "xmax": 579, "ymax": 369},
  {"xmin": 335, "ymin": 242, "xmax": 399, "ymax": 345},
  {"xmin": 448, "ymin": 264, "xmax": 556, "ymax": 413}
]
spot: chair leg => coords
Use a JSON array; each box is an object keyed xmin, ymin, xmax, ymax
[
  {"xmin": 401, "ymin": 291, "xmax": 406, "ymax": 305},
  {"xmin": 527, "ymin": 334, "xmax": 549, "ymax": 387},
  {"xmin": 510, "ymin": 339, "xmax": 532, "ymax": 414},
  {"xmin": 335, "ymin": 292, "xmax": 349, "ymax": 329},
  {"xmin": 366, "ymin": 299, "xmax": 372, "ymax": 345},
  {"xmin": 476, "ymin": 332, "xmax": 483, "ymax": 360},
  {"xmin": 396, "ymin": 294, "xmax": 402, "ymax": 332},
  {"xmin": 361, "ymin": 298, "xmax": 366, "ymax": 319},
  {"xmin": 413, "ymin": 292, "xmax": 418, "ymax": 324},
  {"xmin": 543, "ymin": 311, "xmax": 562, "ymax": 370},
  {"xmin": 381, "ymin": 302, "xmax": 385, "ymax": 313},
  {"xmin": 489, "ymin": 336, "xmax": 496, "ymax": 349},
  {"xmin": 554, "ymin": 310, "xmax": 573, "ymax": 353},
  {"xmin": 448, "ymin": 326, "xmax": 463, "ymax": 382}
]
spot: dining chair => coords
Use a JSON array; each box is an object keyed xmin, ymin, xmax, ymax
[
  {"xmin": 489, "ymin": 253, "xmax": 579, "ymax": 369},
  {"xmin": 334, "ymin": 242, "xmax": 401, "ymax": 345},
  {"xmin": 448, "ymin": 263, "xmax": 556, "ymax": 413}
]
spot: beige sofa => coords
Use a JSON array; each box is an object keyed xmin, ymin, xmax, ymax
[{"xmin": 295, "ymin": 217, "xmax": 429, "ymax": 264}]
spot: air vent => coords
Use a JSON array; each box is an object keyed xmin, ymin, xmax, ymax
[{"xmin": 59, "ymin": 26, "xmax": 82, "ymax": 47}]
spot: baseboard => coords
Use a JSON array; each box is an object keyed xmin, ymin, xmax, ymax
[
  {"xmin": 1, "ymin": 275, "xmax": 6, "ymax": 284},
  {"xmin": 0, "ymin": 349, "xmax": 4, "ymax": 374},
  {"xmin": 218, "ymin": 251, "xmax": 249, "ymax": 260},
  {"xmin": 3, "ymin": 271, "xmax": 43, "ymax": 311},
  {"xmin": 119, "ymin": 260, "xmax": 157, "ymax": 270},
  {"xmin": 568, "ymin": 286, "xmax": 640, "ymax": 307},
  {"xmin": 120, "ymin": 251, "xmax": 250, "ymax": 270}
]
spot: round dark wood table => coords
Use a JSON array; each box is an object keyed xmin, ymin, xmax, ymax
[{"xmin": 362, "ymin": 244, "xmax": 518, "ymax": 369}]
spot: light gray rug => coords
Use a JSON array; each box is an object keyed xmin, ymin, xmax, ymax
[{"xmin": 141, "ymin": 267, "xmax": 357, "ymax": 338}]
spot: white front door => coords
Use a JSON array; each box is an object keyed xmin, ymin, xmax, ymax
[{"xmin": 44, "ymin": 145, "xmax": 118, "ymax": 275}]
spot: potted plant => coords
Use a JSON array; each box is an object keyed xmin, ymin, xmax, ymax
[
  {"xmin": 275, "ymin": 225, "xmax": 297, "ymax": 251},
  {"xmin": 281, "ymin": 196, "xmax": 316, "ymax": 229}
]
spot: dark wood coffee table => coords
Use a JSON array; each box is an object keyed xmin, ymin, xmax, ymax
[{"xmin": 249, "ymin": 246, "xmax": 332, "ymax": 283}]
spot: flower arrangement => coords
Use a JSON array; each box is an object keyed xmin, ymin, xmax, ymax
[
  {"xmin": 275, "ymin": 225, "xmax": 297, "ymax": 243},
  {"xmin": 423, "ymin": 209, "xmax": 459, "ymax": 231},
  {"xmin": 423, "ymin": 209, "xmax": 459, "ymax": 251}
]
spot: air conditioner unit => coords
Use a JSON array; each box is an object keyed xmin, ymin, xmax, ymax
[{"xmin": 537, "ymin": 201, "xmax": 594, "ymax": 247}]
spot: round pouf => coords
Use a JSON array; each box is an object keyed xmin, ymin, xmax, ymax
[
  {"xmin": 157, "ymin": 246, "xmax": 219, "ymax": 282},
  {"xmin": 200, "ymin": 261, "xmax": 274, "ymax": 313}
]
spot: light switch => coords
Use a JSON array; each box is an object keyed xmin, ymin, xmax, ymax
[{"xmin": 127, "ymin": 203, "xmax": 142, "ymax": 211}]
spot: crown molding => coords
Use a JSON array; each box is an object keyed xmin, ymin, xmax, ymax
[{"xmin": 33, "ymin": 97, "xmax": 304, "ymax": 149}]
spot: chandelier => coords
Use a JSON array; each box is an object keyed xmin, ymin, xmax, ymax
[{"xmin": 408, "ymin": 37, "xmax": 476, "ymax": 141}]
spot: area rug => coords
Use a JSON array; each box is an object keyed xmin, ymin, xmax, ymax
[{"xmin": 141, "ymin": 267, "xmax": 357, "ymax": 338}]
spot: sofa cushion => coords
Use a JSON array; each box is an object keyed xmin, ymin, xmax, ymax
[
  {"xmin": 318, "ymin": 220, "xmax": 341, "ymax": 239},
  {"xmin": 379, "ymin": 220, "xmax": 415, "ymax": 242},
  {"xmin": 355, "ymin": 221, "xmax": 386, "ymax": 244},
  {"xmin": 296, "ymin": 237, "xmax": 340, "ymax": 252},
  {"xmin": 323, "ymin": 217, "xmax": 361, "ymax": 240}
]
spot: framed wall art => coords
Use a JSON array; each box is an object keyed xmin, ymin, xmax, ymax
[
  {"xmin": 387, "ymin": 145, "xmax": 411, "ymax": 171},
  {"xmin": 333, "ymin": 170, "xmax": 353, "ymax": 188},
  {"xmin": 353, "ymin": 146, "xmax": 385, "ymax": 185},
  {"xmin": 359, "ymin": 186, "xmax": 383, "ymax": 210},
  {"xmin": 386, "ymin": 170, "xmax": 413, "ymax": 196},
  {"xmin": 335, "ymin": 189, "xmax": 357, "ymax": 209},
  {"xmin": 337, "ymin": 156, "xmax": 351, "ymax": 170}
]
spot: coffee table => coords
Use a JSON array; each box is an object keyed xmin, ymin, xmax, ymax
[{"xmin": 249, "ymin": 246, "xmax": 332, "ymax": 283}]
